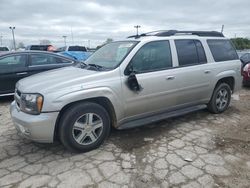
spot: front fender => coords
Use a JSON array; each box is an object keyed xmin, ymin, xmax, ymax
[{"xmin": 42, "ymin": 87, "xmax": 123, "ymax": 121}]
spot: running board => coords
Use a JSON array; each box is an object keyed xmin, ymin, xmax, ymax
[{"xmin": 117, "ymin": 105, "xmax": 207, "ymax": 130}]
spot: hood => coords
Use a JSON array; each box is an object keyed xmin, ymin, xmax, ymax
[{"xmin": 17, "ymin": 67, "xmax": 101, "ymax": 94}]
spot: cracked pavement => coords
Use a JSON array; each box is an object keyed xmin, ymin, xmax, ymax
[{"xmin": 0, "ymin": 88, "xmax": 250, "ymax": 188}]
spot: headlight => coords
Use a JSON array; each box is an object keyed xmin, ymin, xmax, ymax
[{"xmin": 20, "ymin": 93, "xmax": 43, "ymax": 115}]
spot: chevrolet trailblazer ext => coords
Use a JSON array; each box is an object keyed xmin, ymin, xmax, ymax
[{"xmin": 10, "ymin": 30, "xmax": 242, "ymax": 152}]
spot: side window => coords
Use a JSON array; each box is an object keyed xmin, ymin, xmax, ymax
[
  {"xmin": 30, "ymin": 54, "xmax": 50, "ymax": 66},
  {"xmin": 50, "ymin": 56, "xmax": 72, "ymax": 64},
  {"xmin": 0, "ymin": 55, "xmax": 26, "ymax": 72},
  {"xmin": 130, "ymin": 41, "xmax": 172, "ymax": 73},
  {"xmin": 175, "ymin": 39, "xmax": 207, "ymax": 66},
  {"xmin": 194, "ymin": 40, "xmax": 207, "ymax": 64},
  {"xmin": 207, "ymin": 39, "xmax": 238, "ymax": 62}
]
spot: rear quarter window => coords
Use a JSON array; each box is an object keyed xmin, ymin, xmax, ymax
[{"xmin": 207, "ymin": 39, "xmax": 238, "ymax": 62}]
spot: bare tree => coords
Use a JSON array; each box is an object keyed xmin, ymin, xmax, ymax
[
  {"xmin": 105, "ymin": 38, "xmax": 113, "ymax": 44},
  {"xmin": 17, "ymin": 42, "xmax": 25, "ymax": 49}
]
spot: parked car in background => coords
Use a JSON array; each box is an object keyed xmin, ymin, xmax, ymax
[
  {"xmin": 57, "ymin": 45, "xmax": 93, "ymax": 61},
  {"xmin": 57, "ymin": 45, "xmax": 87, "ymax": 52},
  {"xmin": 0, "ymin": 51, "xmax": 79, "ymax": 96},
  {"xmin": 25, "ymin": 45, "xmax": 56, "ymax": 52},
  {"xmin": 239, "ymin": 52, "xmax": 250, "ymax": 86},
  {"xmin": 0, "ymin": 46, "xmax": 10, "ymax": 53},
  {"xmin": 10, "ymin": 30, "xmax": 242, "ymax": 152}
]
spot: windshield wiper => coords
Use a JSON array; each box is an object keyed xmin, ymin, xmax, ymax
[
  {"xmin": 87, "ymin": 63, "xmax": 107, "ymax": 71},
  {"xmin": 80, "ymin": 61, "xmax": 87, "ymax": 68}
]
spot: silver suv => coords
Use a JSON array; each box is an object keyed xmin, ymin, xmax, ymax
[{"xmin": 10, "ymin": 30, "xmax": 242, "ymax": 152}]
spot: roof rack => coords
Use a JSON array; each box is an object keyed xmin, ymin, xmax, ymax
[{"xmin": 127, "ymin": 30, "xmax": 224, "ymax": 38}]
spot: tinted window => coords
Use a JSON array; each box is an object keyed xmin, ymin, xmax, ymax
[
  {"xmin": 0, "ymin": 47, "xmax": 9, "ymax": 51},
  {"xmin": 30, "ymin": 54, "xmax": 72, "ymax": 66},
  {"xmin": 52, "ymin": 56, "xmax": 72, "ymax": 64},
  {"xmin": 194, "ymin": 40, "xmax": 207, "ymax": 63},
  {"xmin": 207, "ymin": 40, "xmax": 238, "ymax": 62},
  {"xmin": 175, "ymin": 40, "xmax": 206, "ymax": 66},
  {"xmin": 130, "ymin": 41, "xmax": 172, "ymax": 73},
  {"xmin": 57, "ymin": 47, "xmax": 67, "ymax": 51},
  {"xmin": 29, "ymin": 45, "xmax": 49, "ymax": 51},
  {"xmin": 30, "ymin": 54, "xmax": 50, "ymax": 65},
  {"xmin": 0, "ymin": 55, "xmax": 26, "ymax": 71},
  {"xmin": 68, "ymin": 46, "xmax": 87, "ymax": 52}
]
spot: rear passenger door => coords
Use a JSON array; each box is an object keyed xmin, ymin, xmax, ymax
[
  {"xmin": 172, "ymin": 39, "xmax": 212, "ymax": 105},
  {"xmin": 28, "ymin": 53, "xmax": 74, "ymax": 76}
]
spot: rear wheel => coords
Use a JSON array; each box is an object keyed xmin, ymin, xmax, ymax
[
  {"xmin": 59, "ymin": 102, "xmax": 111, "ymax": 152},
  {"xmin": 207, "ymin": 83, "xmax": 231, "ymax": 114}
]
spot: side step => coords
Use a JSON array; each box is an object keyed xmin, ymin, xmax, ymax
[{"xmin": 117, "ymin": 105, "xmax": 207, "ymax": 130}]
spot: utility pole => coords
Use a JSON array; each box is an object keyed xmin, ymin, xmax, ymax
[
  {"xmin": 221, "ymin": 24, "xmax": 224, "ymax": 34},
  {"xmin": 62, "ymin": 35, "xmax": 67, "ymax": 46},
  {"xmin": 134, "ymin": 25, "xmax": 141, "ymax": 36},
  {"xmin": 9, "ymin": 27, "xmax": 16, "ymax": 50},
  {"xmin": 88, "ymin": 40, "xmax": 90, "ymax": 48},
  {"xmin": 0, "ymin": 34, "xmax": 2, "ymax": 46},
  {"xmin": 71, "ymin": 26, "xmax": 74, "ymax": 45}
]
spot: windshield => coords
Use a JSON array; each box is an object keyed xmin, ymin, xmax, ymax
[{"xmin": 85, "ymin": 41, "xmax": 137, "ymax": 69}]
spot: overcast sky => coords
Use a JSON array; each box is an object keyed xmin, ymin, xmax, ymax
[{"xmin": 0, "ymin": 0, "xmax": 250, "ymax": 48}]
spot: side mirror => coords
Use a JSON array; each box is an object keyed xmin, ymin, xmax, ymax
[{"xmin": 126, "ymin": 72, "xmax": 142, "ymax": 92}]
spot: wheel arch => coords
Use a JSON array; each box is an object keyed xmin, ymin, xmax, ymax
[
  {"xmin": 53, "ymin": 96, "xmax": 117, "ymax": 141},
  {"xmin": 215, "ymin": 76, "xmax": 235, "ymax": 92}
]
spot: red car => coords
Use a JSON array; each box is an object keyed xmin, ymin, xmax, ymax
[{"xmin": 240, "ymin": 52, "xmax": 250, "ymax": 86}]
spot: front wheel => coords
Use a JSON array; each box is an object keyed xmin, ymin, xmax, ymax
[
  {"xmin": 59, "ymin": 102, "xmax": 111, "ymax": 152},
  {"xmin": 207, "ymin": 83, "xmax": 231, "ymax": 114}
]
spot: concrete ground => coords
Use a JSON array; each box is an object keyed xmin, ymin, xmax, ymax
[{"xmin": 0, "ymin": 88, "xmax": 249, "ymax": 188}]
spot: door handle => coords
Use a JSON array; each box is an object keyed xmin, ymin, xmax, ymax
[
  {"xmin": 16, "ymin": 72, "xmax": 28, "ymax": 75},
  {"xmin": 204, "ymin": 70, "xmax": 211, "ymax": 74},
  {"xmin": 166, "ymin": 76, "xmax": 175, "ymax": 80}
]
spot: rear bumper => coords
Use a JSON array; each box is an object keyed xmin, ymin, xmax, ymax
[{"xmin": 10, "ymin": 101, "xmax": 59, "ymax": 143}]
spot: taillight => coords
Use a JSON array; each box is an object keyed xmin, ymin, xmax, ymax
[{"xmin": 243, "ymin": 64, "xmax": 250, "ymax": 72}]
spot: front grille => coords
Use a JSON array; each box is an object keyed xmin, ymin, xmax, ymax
[
  {"xmin": 16, "ymin": 89, "xmax": 21, "ymax": 97},
  {"xmin": 14, "ymin": 89, "xmax": 22, "ymax": 110}
]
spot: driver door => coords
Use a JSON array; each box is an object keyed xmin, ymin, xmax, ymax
[{"xmin": 121, "ymin": 40, "xmax": 178, "ymax": 119}]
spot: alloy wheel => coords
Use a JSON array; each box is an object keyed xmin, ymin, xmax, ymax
[
  {"xmin": 216, "ymin": 88, "xmax": 229, "ymax": 110},
  {"xmin": 72, "ymin": 113, "xmax": 103, "ymax": 145}
]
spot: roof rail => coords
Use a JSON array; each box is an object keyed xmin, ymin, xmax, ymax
[{"xmin": 127, "ymin": 30, "xmax": 224, "ymax": 38}]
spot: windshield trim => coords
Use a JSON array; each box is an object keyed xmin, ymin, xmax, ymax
[{"xmin": 85, "ymin": 41, "xmax": 139, "ymax": 71}]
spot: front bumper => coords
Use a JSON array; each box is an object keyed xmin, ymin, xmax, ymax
[{"xmin": 10, "ymin": 101, "xmax": 59, "ymax": 143}]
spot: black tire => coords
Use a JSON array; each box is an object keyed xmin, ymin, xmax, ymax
[
  {"xmin": 207, "ymin": 83, "xmax": 231, "ymax": 114},
  {"xmin": 59, "ymin": 102, "xmax": 111, "ymax": 152}
]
